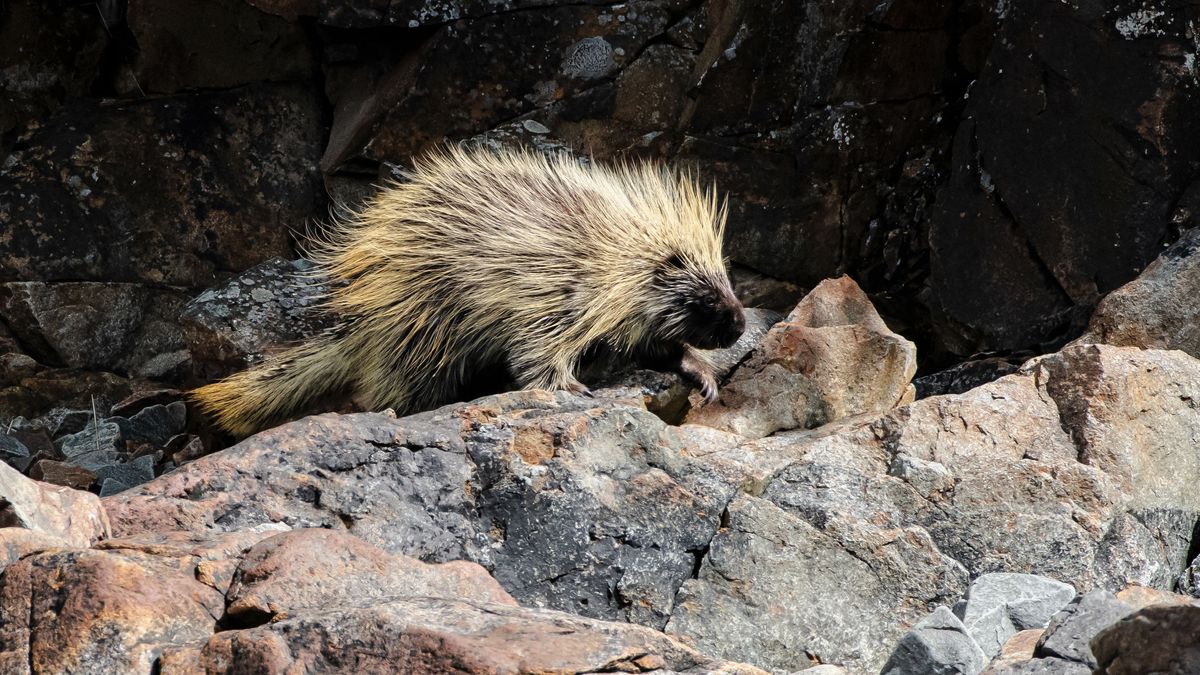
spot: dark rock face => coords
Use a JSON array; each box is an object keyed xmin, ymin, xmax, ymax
[
  {"xmin": 0, "ymin": 1, "xmax": 108, "ymax": 149},
  {"xmin": 927, "ymin": 0, "xmax": 1200, "ymax": 355},
  {"xmin": 127, "ymin": 0, "xmax": 315, "ymax": 93},
  {"xmin": 0, "ymin": 83, "xmax": 325, "ymax": 287}
]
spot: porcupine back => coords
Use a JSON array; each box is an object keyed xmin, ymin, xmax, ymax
[{"xmin": 192, "ymin": 146, "xmax": 729, "ymax": 436}]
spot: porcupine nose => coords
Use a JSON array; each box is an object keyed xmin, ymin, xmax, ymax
[{"xmin": 717, "ymin": 304, "xmax": 746, "ymax": 348}]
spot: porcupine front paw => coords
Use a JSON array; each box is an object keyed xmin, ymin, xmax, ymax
[
  {"xmin": 679, "ymin": 345, "xmax": 720, "ymax": 405},
  {"xmin": 697, "ymin": 374, "xmax": 719, "ymax": 405}
]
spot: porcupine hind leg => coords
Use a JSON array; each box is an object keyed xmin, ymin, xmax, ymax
[{"xmin": 508, "ymin": 344, "xmax": 593, "ymax": 398}]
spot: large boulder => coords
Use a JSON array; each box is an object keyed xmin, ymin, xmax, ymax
[
  {"xmin": 103, "ymin": 342, "xmax": 1200, "ymax": 672},
  {"xmin": 686, "ymin": 275, "xmax": 916, "ymax": 438}
]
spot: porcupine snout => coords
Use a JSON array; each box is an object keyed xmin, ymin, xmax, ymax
[{"xmin": 713, "ymin": 296, "xmax": 746, "ymax": 349}]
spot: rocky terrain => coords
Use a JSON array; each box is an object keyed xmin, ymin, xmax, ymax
[{"xmin": 3, "ymin": 0, "xmax": 1200, "ymax": 673}]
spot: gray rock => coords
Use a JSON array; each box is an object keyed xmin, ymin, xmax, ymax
[
  {"xmin": 68, "ymin": 448, "xmax": 128, "ymax": 474},
  {"xmin": 0, "ymin": 283, "xmax": 189, "ymax": 378},
  {"xmin": 960, "ymin": 573, "xmax": 1076, "ymax": 659},
  {"xmin": 38, "ymin": 408, "xmax": 92, "ymax": 438},
  {"xmin": 95, "ymin": 455, "xmax": 156, "ymax": 491},
  {"xmin": 105, "ymin": 392, "xmax": 737, "ymax": 631},
  {"xmin": 1036, "ymin": 591, "xmax": 1133, "ymax": 668},
  {"xmin": 666, "ymin": 493, "xmax": 967, "ymax": 673},
  {"xmin": 0, "ymin": 434, "xmax": 29, "ymax": 458},
  {"xmin": 1177, "ymin": 555, "xmax": 1200, "ymax": 597},
  {"xmin": 58, "ymin": 421, "xmax": 122, "ymax": 458},
  {"xmin": 881, "ymin": 606, "xmax": 987, "ymax": 675},
  {"xmin": 1091, "ymin": 604, "xmax": 1200, "ymax": 675},
  {"xmin": 99, "ymin": 477, "xmax": 133, "ymax": 497},
  {"xmin": 114, "ymin": 402, "xmax": 186, "ymax": 446}
]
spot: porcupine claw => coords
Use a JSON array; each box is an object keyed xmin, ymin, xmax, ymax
[
  {"xmin": 699, "ymin": 377, "xmax": 718, "ymax": 405},
  {"xmin": 566, "ymin": 380, "xmax": 595, "ymax": 398}
]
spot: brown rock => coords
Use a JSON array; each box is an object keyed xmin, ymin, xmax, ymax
[
  {"xmin": 28, "ymin": 460, "xmax": 97, "ymax": 491},
  {"xmin": 200, "ymin": 595, "xmax": 767, "ymax": 675},
  {"xmin": 0, "ymin": 367, "xmax": 150, "ymax": 424},
  {"xmin": 95, "ymin": 524, "xmax": 292, "ymax": 595},
  {"xmin": 1092, "ymin": 604, "xmax": 1200, "ymax": 675},
  {"xmin": 1114, "ymin": 583, "xmax": 1200, "ymax": 610},
  {"xmin": 225, "ymin": 528, "xmax": 517, "ymax": 623},
  {"xmin": 0, "ymin": 460, "xmax": 108, "ymax": 547},
  {"xmin": 1075, "ymin": 227, "xmax": 1200, "ymax": 356},
  {"xmin": 686, "ymin": 275, "xmax": 916, "ymax": 438},
  {"xmin": 0, "ymin": 548, "xmax": 222, "ymax": 674},
  {"xmin": 983, "ymin": 629, "xmax": 1045, "ymax": 673}
]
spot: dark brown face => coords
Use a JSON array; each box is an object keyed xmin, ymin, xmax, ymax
[
  {"xmin": 678, "ymin": 284, "xmax": 746, "ymax": 349},
  {"xmin": 652, "ymin": 252, "xmax": 746, "ymax": 349}
]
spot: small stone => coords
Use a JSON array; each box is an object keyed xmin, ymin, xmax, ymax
[
  {"xmin": 58, "ymin": 420, "xmax": 122, "ymax": 458},
  {"xmin": 522, "ymin": 119, "xmax": 551, "ymax": 134},
  {"xmin": 0, "ymin": 434, "xmax": 30, "ymax": 458},
  {"xmin": 960, "ymin": 573, "xmax": 1076, "ymax": 659},
  {"xmin": 109, "ymin": 388, "xmax": 184, "ymax": 417},
  {"xmin": 99, "ymin": 477, "xmax": 133, "ymax": 497},
  {"xmin": 9, "ymin": 426, "xmax": 56, "ymax": 460},
  {"xmin": 116, "ymin": 401, "xmax": 186, "ymax": 446},
  {"xmin": 40, "ymin": 408, "xmax": 93, "ymax": 438},
  {"xmin": 67, "ymin": 448, "xmax": 128, "ymax": 473},
  {"xmin": 95, "ymin": 454, "xmax": 156, "ymax": 490},
  {"xmin": 881, "ymin": 606, "xmax": 987, "ymax": 675},
  {"xmin": 1035, "ymin": 591, "xmax": 1133, "ymax": 668},
  {"xmin": 169, "ymin": 435, "xmax": 207, "ymax": 465},
  {"xmin": 29, "ymin": 460, "xmax": 97, "ymax": 490}
]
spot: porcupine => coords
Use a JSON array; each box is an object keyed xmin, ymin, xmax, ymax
[{"xmin": 191, "ymin": 146, "xmax": 746, "ymax": 436}]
